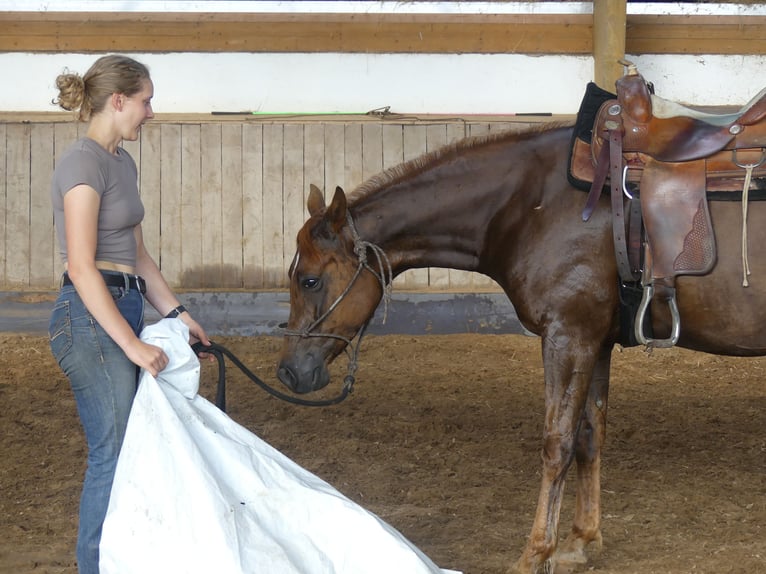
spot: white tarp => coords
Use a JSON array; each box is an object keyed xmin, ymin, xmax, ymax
[{"xmin": 100, "ymin": 319, "xmax": 460, "ymax": 574}]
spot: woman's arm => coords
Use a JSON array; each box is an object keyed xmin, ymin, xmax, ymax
[
  {"xmin": 64, "ymin": 184, "xmax": 168, "ymax": 376},
  {"xmin": 134, "ymin": 224, "xmax": 211, "ymax": 348}
]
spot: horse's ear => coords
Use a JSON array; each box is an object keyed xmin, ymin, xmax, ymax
[
  {"xmin": 307, "ymin": 184, "xmax": 326, "ymax": 217},
  {"xmin": 325, "ymin": 186, "xmax": 347, "ymax": 233}
]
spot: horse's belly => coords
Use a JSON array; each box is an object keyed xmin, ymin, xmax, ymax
[{"xmin": 654, "ymin": 201, "xmax": 766, "ymax": 355}]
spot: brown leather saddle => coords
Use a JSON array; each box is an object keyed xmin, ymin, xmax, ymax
[{"xmin": 570, "ymin": 62, "xmax": 766, "ymax": 348}]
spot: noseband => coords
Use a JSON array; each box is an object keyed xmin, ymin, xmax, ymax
[{"xmin": 282, "ymin": 212, "xmax": 393, "ymax": 402}]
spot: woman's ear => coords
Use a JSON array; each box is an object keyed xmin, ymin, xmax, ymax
[{"xmin": 111, "ymin": 93, "xmax": 124, "ymax": 112}]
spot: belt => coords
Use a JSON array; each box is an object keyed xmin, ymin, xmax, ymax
[{"xmin": 62, "ymin": 271, "xmax": 147, "ymax": 294}]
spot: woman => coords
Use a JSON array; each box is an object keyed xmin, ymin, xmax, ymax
[{"xmin": 48, "ymin": 55, "xmax": 211, "ymax": 574}]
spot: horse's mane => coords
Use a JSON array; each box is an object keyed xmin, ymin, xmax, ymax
[{"xmin": 350, "ymin": 122, "xmax": 566, "ymax": 200}]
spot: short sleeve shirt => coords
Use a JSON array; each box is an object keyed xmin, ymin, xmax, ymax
[{"xmin": 51, "ymin": 137, "xmax": 145, "ymax": 267}]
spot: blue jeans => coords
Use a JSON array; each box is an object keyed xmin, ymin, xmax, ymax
[{"xmin": 49, "ymin": 274, "xmax": 145, "ymax": 574}]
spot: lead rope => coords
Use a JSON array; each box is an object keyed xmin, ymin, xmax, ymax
[
  {"xmin": 192, "ymin": 340, "xmax": 356, "ymax": 410},
  {"xmin": 742, "ymin": 167, "xmax": 752, "ymax": 287},
  {"xmin": 733, "ymin": 149, "xmax": 766, "ymax": 287}
]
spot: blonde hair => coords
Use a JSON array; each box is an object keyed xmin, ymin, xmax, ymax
[{"xmin": 53, "ymin": 55, "xmax": 151, "ymax": 122}]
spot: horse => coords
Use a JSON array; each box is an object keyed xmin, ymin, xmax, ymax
[{"xmin": 275, "ymin": 122, "xmax": 766, "ymax": 574}]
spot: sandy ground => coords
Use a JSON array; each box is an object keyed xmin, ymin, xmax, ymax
[{"xmin": 1, "ymin": 333, "xmax": 765, "ymax": 574}]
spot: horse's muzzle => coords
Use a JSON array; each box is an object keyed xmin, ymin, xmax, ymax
[{"xmin": 276, "ymin": 358, "xmax": 330, "ymax": 394}]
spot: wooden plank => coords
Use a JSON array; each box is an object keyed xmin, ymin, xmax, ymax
[
  {"xmin": 343, "ymin": 124, "xmax": 364, "ymax": 194},
  {"xmin": 5, "ymin": 124, "xmax": 30, "ymax": 286},
  {"xmin": 6, "ymin": 11, "xmax": 766, "ymax": 56},
  {"xmin": 362, "ymin": 123, "xmax": 384, "ymax": 182},
  {"xmin": 180, "ymin": 124, "xmax": 202, "ymax": 287},
  {"xmin": 469, "ymin": 123, "xmax": 491, "ymax": 139},
  {"xmin": 323, "ymin": 123, "xmax": 346, "ymax": 199},
  {"xmin": 425, "ymin": 124, "xmax": 449, "ymax": 289},
  {"xmin": 400, "ymin": 125, "xmax": 429, "ymax": 289},
  {"xmin": 303, "ymin": 123, "xmax": 325, "ymax": 217},
  {"xmin": 200, "ymin": 123, "xmax": 223, "ymax": 287},
  {"xmin": 160, "ymin": 124, "xmax": 183, "ymax": 285},
  {"xmin": 626, "ymin": 15, "xmax": 766, "ymax": 55},
  {"xmin": 262, "ymin": 123, "xmax": 284, "ymax": 287},
  {"xmin": 490, "ymin": 121, "xmax": 526, "ymax": 134},
  {"xmin": 0, "ymin": 124, "xmax": 6, "ymax": 286},
  {"xmin": 221, "ymin": 123, "xmax": 243, "ymax": 288},
  {"xmin": 297, "ymin": 122, "xmax": 325, "ymax": 261},
  {"xmin": 381, "ymin": 124, "xmax": 404, "ymax": 171},
  {"xmin": 380, "ymin": 124, "xmax": 405, "ymax": 290},
  {"xmin": 0, "ymin": 12, "xmax": 592, "ymax": 55},
  {"xmin": 444, "ymin": 122, "xmax": 474, "ymax": 291},
  {"xmin": 29, "ymin": 124, "xmax": 55, "ymax": 287},
  {"xmin": 52, "ymin": 123, "xmax": 77, "ymax": 277},
  {"xmin": 136, "ymin": 124, "xmax": 160, "ymax": 262},
  {"xmin": 282, "ymin": 124, "xmax": 304, "ymax": 289},
  {"xmin": 242, "ymin": 123, "xmax": 264, "ymax": 288}
]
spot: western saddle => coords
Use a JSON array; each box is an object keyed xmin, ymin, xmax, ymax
[{"xmin": 570, "ymin": 61, "xmax": 766, "ymax": 348}]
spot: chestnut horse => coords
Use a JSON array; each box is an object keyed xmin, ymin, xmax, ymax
[{"xmin": 276, "ymin": 124, "xmax": 766, "ymax": 573}]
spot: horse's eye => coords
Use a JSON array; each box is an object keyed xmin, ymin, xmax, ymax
[{"xmin": 301, "ymin": 276, "xmax": 321, "ymax": 291}]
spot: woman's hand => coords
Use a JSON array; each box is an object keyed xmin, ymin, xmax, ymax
[
  {"xmin": 124, "ymin": 338, "xmax": 169, "ymax": 377},
  {"xmin": 181, "ymin": 314, "xmax": 215, "ymax": 362}
]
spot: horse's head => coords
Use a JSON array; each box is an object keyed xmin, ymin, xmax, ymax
[{"xmin": 277, "ymin": 184, "xmax": 388, "ymax": 394}]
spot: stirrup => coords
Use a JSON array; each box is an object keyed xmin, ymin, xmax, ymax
[{"xmin": 634, "ymin": 283, "xmax": 681, "ymax": 348}]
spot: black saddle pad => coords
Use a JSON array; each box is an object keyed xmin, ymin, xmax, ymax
[{"xmin": 567, "ymin": 82, "xmax": 616, "ymax": 191}]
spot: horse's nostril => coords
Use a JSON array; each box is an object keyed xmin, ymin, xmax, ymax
[
  {"xmin": 311, "ymin": 366, "xmax": 330, "ymax": 392},
  {"xmin": 276, "ymin": 365, "xmax": 297, "ymax": 391}
]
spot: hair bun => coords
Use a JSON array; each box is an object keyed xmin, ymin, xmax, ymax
[{"xmin": 53, "ymin": 71, "xmax": 89, "ymax": 119}]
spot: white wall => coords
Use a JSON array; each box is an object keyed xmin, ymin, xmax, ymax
[
  {"xmin": 3, "ymin": 2, "xmax": 766, "ymax": 115},
  {"xmin": 3, "ymin": 52, "xmax": 596, "ymax": 115}
]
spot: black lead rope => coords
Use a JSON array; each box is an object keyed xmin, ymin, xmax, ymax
[{"xmin": 191, "ymin": 341, "xmax": 354, "ymax": 411}]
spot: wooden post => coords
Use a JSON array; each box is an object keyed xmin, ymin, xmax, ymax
[{"xmin": 593, "ymin": 0, "xmax": 627, "ymax": 92}]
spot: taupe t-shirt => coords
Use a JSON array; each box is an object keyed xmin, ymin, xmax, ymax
[{"xmin": 51, "ymin": 137, "xmax": 145, "ymax": 267}]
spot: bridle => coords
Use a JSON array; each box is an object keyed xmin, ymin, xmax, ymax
[{"xmin": 281, "ymin": 212, "xmax": 393, "ymax": 403}]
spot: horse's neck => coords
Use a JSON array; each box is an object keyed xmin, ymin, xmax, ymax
[
  {"xmin": 350, "ymin": 173, "xmax": 500, "ymax": 273},
  {"xmin": 348, "ymin": 126, "xmax": 570, "ymax": 276}
]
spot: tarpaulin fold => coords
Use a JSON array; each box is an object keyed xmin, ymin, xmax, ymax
[{"xmin": 100, "ymin": 319, "xmax": 460, "ymax": 574}]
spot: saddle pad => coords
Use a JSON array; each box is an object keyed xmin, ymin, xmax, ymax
[{"xmin": 567, "ymin": 82, "xmax": 616, "ymax": 192}]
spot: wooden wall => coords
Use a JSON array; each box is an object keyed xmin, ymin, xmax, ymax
[
  {"xmin": 3, "ymin": 11, "xmax": 766, "ymax": 55},
  {"xmin": 0, "ymin": 115, "xmax": 541, "ymax": 291},
  {"xmin": 3, "ymin": 7, "xmax": 761, "ymax": 291}
]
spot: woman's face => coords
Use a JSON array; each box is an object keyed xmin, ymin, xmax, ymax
[{"xmin": 119, "ymin": 78, "xmax": 154, "ymax": 141}]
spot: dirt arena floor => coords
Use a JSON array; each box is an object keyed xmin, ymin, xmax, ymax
[{"xmin": 2, "ymin": 332, "xmax": 765, "ymax": 574}]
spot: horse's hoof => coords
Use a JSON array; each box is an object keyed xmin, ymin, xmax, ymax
[
  {"xmin": 555, "ymin": 530, "xmax": 602, "ymax": 570},
  {"xmin": 553, "ymin": 548, "xmax": 588, "ymax": 567},
  {"xmin": 507, "ymin": 557, "xmax": 554, "ymax": 574},
  {"xmin": 551, "ymin": 558, "xmax": 584, "ymax": 574}
]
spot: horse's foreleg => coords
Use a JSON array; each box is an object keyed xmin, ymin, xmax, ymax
[
  {"xmin": 555, "ymin": 347, "xmax": 612, "ymax": 569},
  {"xmin": 511, "ymin": 339, "xmax": 596, "ymax": 574}
]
